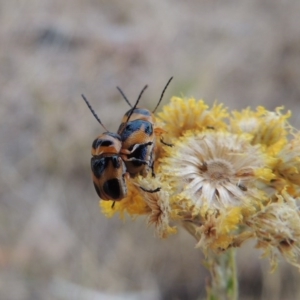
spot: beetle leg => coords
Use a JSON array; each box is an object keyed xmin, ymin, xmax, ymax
[
  {"xmin": 149, "ymin": 150, "xmax": 155, "ymax": 177},
  {"xmin": 160, "ymin": 137, "xmax": 173, "ymax": 147},
  {"xmin": 139, "ymin": 186, "xmax": 161, "ymax": 193},
  {"xmin": 150, "ymin": 161, "xmax": 155, "ymax": 177}
]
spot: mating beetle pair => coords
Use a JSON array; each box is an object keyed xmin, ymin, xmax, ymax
[{"xmin": 82, "ymin": 77, "xmax": 173, "ymax": 203}]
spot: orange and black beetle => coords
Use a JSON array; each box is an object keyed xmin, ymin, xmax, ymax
[
  {"xmin": 82, "ymin": 95, "xmax": 129, "ymax": 201},
  {"xmin": 117, "ymin": 77, "xmax": 173, "ymax": 177}
]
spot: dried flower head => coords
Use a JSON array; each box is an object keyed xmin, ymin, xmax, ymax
[
  {"xmin": 160, "ymin": 130, "xmax": 271, "ymax": 209},
  {"xmin": 246, "ymin": 190, "xmax": 300, "ymax": 271},
  {"xmin": 99, "ymin": 96, "xmax": 300, "ymax": 271},
  {"xmin": 275, "ymin": 133, "xmax": 300, "ymax": 187},
  {"xmin": 138, "ymin": 177, "xmax": 176, "ymax": 238}
]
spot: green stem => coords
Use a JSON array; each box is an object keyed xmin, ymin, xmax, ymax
[{"xmin": 205, "ymin": 248, "xmax": 238, "ymax": 300}]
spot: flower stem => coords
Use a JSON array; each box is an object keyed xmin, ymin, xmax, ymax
[{"xmin": 205, "ymin": 248, "xmax": 238, "ymax": 300}]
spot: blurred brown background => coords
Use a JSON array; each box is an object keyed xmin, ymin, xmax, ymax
[{"xmin": 1, "ymin": 1, "xmax": 300, "ymax": 299}]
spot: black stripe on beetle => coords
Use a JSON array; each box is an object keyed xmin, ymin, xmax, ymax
[
  {"xmin": 91, "ymin": 157, "xmax": 108, "ymax": 178},
  {"xmin": 103, "ymin": 178, "xmax": 122, "ymax": 200},
  {"xmin": 128, "ymin": 145, "xmax": 149, "ymax": 166},
  {"xmin": 111, "ymin": 156, "xmax": 121, "ymax": 169},
  {"xmin": 120, "ymin": 120, "xmax": 153, "ymax": 141},
  {"xmin": 92, "ymin": 138, "xmax": 113, "ymax": 149}
]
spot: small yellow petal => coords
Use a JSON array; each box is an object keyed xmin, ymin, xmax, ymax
[
  {"xmin": 230, "ymin": 106, "xmax": 291, "ymax": 155},
  {"xmin": 157, "ymin": 97, "xmax": 228, "ymax": 139}
]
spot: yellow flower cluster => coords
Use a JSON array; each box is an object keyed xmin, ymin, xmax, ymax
[{"xmin": 100, "ymin": 96, "xmax": 300, "ymax": 270}]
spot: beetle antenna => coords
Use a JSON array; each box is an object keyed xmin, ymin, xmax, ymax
[
  {"xmin": 152, "ymin": 76, "xmax": 173, "ymax": 113},
  {"xmin": 126, "ymin": 85, "xmax": 148, "ymax": 122},
  {"xmin": 116, "ymin": 87, "xmax": 132, "ymax": 108},
  {"xmin": 81, "ymin": 94, "xmax": 109, "ymax": 131}
]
